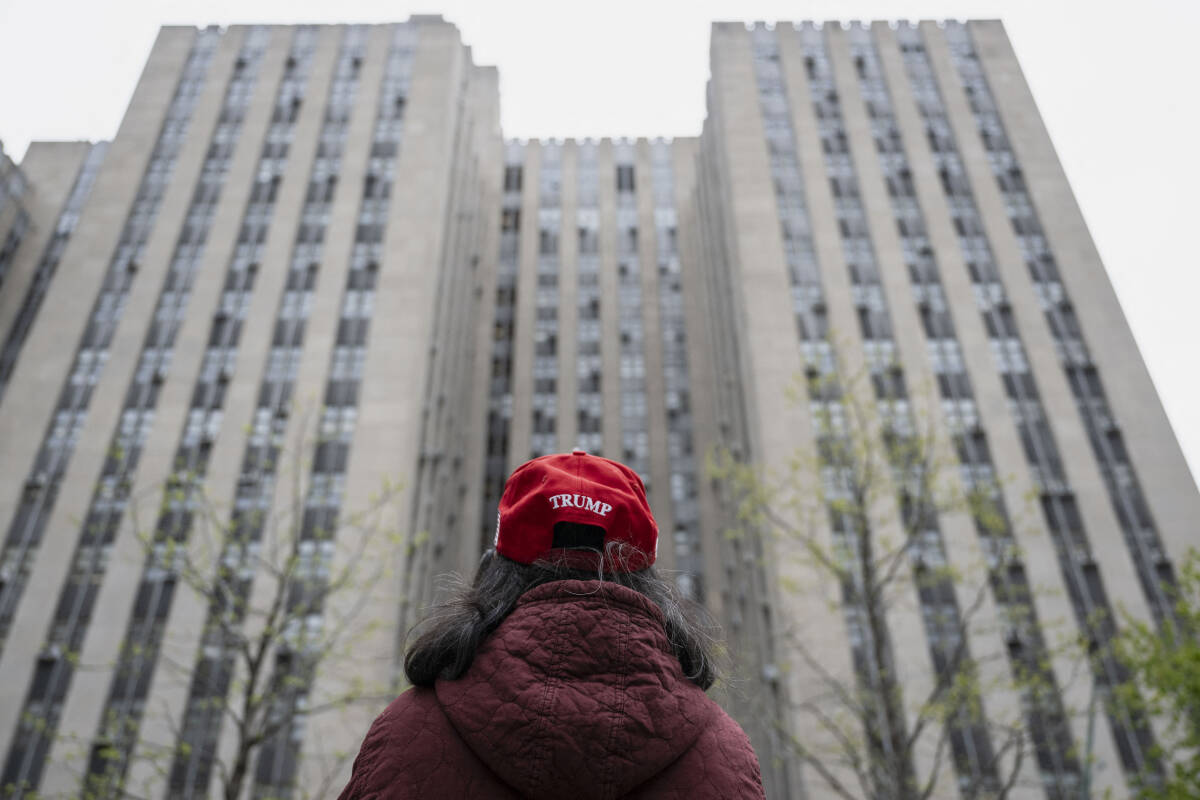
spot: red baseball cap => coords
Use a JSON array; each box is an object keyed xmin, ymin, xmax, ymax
[{"xmin": 495, "ymin": 449, "xmax": 658, "ymax": 572}]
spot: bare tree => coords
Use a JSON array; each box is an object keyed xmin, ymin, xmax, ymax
[
  {"xmin": 710, "ymin": 368, "xmax": 1080, "ymax": 800},
  {"xmin": 60, "ymin": 421, "xmax": 404, "ymax": 800}
]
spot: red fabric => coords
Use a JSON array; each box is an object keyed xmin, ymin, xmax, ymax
[
  {"xmin": 496, "ymin": 451, "xmax": 658, "ymax": 570},
  {"xmin": 338, "ymin": 580, "xmax": 763, "ymax": 799}
]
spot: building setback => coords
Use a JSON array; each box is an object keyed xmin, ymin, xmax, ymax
[
  {"xmin": 0, "ymin": 16, "xmax": 1195, "ymax": 800},
  {"xmin": 0, "ymin": 141, "xmax": 109, "ymax": 404},
  {"xmin": 0, "ymin": 142, "xmax": 34, "ymax": 322}
]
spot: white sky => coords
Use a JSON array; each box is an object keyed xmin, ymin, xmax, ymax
[{"xmin": 2, "ymin": 0, "xmax": 1198, "ymax": 486}]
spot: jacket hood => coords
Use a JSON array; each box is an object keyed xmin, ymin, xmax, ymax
[{"xmin": 435, "ymin": 579, "xmax": 716, "ymax": 800}]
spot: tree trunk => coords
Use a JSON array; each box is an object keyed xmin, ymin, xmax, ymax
[
  {"xmin": 858, "ymin": 511, "xmax": 916, "ymax": 800},
  {"xmin": 226, "ymin": 747, "xmax": 249, "ymax": 800}
]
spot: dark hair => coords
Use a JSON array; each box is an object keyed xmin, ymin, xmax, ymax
[{"xmin": 404, "ymin": 543, "xmax": 720, "ymax": 690}]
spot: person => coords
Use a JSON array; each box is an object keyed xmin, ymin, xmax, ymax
[{"xmin": 337, "ymin": 449, "xmax": 765, "ymax": 799}]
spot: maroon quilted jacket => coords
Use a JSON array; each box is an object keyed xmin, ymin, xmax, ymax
[{"xmin": 338, "ymin": 579, "xmax": 764, "ymax": 799}]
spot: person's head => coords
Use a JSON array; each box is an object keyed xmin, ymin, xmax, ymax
[{"xmin": 404, "ymin": 450, "xmax": 719, "ymax": 689}]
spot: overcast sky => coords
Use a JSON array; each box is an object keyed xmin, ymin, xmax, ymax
[{"xmin": 2, "ymin": 0, "xmax": 1197, "ymax": 484}]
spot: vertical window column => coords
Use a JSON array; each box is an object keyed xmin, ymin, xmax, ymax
[
  {"xmin": 575, "ymin": 141, "xmax": 603, "ymax": 455},
  {"xmin": 250, "ymin": 24, "xmax": 415, "ymax": 798},
  {"xmin": 530, "ymin": 142, "xmax": 561, "ymax": 458},
  {"xmin": 614, "ymin": 143, "xmax": 648, "ymax": 482},
  {"xmin": 648, "ymin": 140, "xmax": 702, "ymax": 599},
  {"xmin": 479, "ymin": 144, "xmax": 523, "ymax": 548}
]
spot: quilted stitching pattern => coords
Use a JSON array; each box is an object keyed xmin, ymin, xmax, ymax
[
  {"xmin": 339, "ymin": 689, "xmax": 522, "ymax": 799},
  {"xmin": 338, "ymin": 580, "xmax": 764, "ymax": 799}
]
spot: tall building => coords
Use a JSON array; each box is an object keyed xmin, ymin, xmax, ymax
[
  {"xmin": 693, "ymin": 20, "xmax": 1199, "ymax": 799},
  {"xmin": 0, "ymin": 19, "xmax": 498, "ymax": 798},
  {"xmin": 0, "ymin": 16, "xmax": 1195, "ymax": 800}
]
